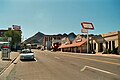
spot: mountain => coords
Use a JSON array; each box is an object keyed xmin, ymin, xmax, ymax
[
  {"xmin": 24, "ymin": 32, "xmax": 44, "ymax": 45},
  {"xmin": 24, "ymin": 32, "xmax": 77, "ymax": 45}
]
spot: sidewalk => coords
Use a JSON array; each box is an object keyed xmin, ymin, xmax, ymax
[
  {"xmin": 55, "ymin": 51, "xmax": 120, "ymax": 58},
  {"xmin": 0, "ymin": 51, "xmax": 19, "ymax": 74},
  {"xmin": 94, "ymin": 53, "xmax": 120, "ymax": 58}
]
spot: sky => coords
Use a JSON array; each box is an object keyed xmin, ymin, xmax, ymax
[{"xmin": 0, "ymin": 0, "xmax": 120, "ymax": 40}]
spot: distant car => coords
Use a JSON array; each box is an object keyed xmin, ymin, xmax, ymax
[{"xmin": 20, "ymin": 49, "xmax": 34, "ymax": 60}]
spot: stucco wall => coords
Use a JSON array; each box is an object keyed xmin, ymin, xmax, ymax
[{"xmin": 118, "ymin": 31, "xmax": 120, "ymax": 54}]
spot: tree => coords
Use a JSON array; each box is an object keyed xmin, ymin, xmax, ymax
[{"xmin": 4, "ymin": 30, "xmax": 22, "ymax": 51}]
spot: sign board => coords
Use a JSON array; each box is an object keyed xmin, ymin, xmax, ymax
[
  {"xmin": 12, "ymin": 25, "xmax": 21, "ymax": 30},
  {"xmin": 0, "ymin": 37, "xmax": 8, "ymax": 42},
  {"xmin": 81, "ymin": 22, "xmax": 94, "ymax": 30},
  {"xmin": 81, "ymin": 29, "xmax": 88, "ymax": 33},
  {"xmin": 0, "ymin": 37, "xmax": 12, "ymax": 42}
]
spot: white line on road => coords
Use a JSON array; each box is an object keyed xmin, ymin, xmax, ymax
[
  {"xmin": 54, "ymin": 57, "xmax": 60, "ymax": 59},
  {"xmin": 34, "ymin": 58, "xmax": 37, "ymax": 62},
  {"xmin": 45, "ymin": 54, "xmax": 47, "ymax": 55},
  {"xmin": 80, "ymin": 66, "xmax": 119, "ymax": 76}
]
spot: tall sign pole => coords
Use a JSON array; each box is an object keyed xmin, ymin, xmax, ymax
[
  {"xmin": 87, "ymin": 30, "xmax": 89, "ymax": 53},
  {"xmin": 81, "ymin": 22, "xmax": 94, "ymax": 53}
]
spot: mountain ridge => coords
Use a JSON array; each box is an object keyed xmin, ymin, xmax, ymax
[
  {"xmin": 24, "ymin": 32, "xmax": 44, "ymax": 44},
  {"xmin": 24, "ymin": 32, "xmax": 80, "ymax": 45}
]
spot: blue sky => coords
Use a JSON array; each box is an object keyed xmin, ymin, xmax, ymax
[{"xmin": 0, "ymin": 0, "xmax": 120, "ymax": 39}]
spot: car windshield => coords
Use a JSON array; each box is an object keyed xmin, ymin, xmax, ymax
[{"xmin": 21, "ymin": 50, "xmax": 33, "ymax": 53}]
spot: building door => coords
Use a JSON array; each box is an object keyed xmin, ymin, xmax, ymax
[
  {"xmin": 112, "ymin": 41, "xmax": 115, "ymax": 50},
  {"xmin": 99, "ymin": 43, "xmax": 103, "ymax": 52}
]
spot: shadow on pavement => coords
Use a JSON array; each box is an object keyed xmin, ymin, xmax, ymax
[
  {"xmin": 1, "ymin": 59, "xmax": 12, "ymax": 61},
  {"xmin": 20, "ymin": 58, "xmax": 36, "ymax": 62}
]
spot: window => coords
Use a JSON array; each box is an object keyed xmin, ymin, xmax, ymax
[
  {"xmin": 94, "ymin": 43, "xmax": 96, "ymax": 50},
  {"xmin": 0, "ymin": 32, "xmax": 4, "ymax": 36}
]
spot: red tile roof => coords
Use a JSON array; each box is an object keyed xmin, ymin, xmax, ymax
[{"xmin": 59, "ymin": 39, "xmax": 87, "ymax": 48}]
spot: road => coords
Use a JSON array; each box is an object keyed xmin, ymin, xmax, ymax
[{"xmin": 6, "ymin": 49, "xmax": 120, "ymax": 80}]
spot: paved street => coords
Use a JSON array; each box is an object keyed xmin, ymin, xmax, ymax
[{"xmin": 6, "ymin": 49, "xmax": 120, "ymax": 80}]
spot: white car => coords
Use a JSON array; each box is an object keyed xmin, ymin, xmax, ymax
[{"xmin": 20, "ymin": 49, "xmax": 34, "ymax": 60}]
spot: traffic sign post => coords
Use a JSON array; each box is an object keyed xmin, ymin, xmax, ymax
[{"xmin": 81, "ymin": 22, "xmax": 94, "ymax": 53}]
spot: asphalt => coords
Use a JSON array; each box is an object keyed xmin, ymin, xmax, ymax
[
  {"xmin": 0, "ymin": 51, "xmax": 19, "ymax": 75},
  {"xmin": 6, "ymin": 49, "xmax": 120, "ymax": 80},
  {"xmin": 0, "ymin": 49, "xmax": 120, "ymax": 80}
]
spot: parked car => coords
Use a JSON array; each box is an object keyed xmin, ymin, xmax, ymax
[{"xmin": 20, "ymin": 49, "xmax": 34, "ymax": 60}]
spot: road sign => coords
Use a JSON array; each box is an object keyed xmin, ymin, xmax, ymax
[
  {"xmin": 13, "ymin": 25, "xmax": 21, "ymax": 30},
  {"xmin": 81, "ymin": 22, "xmax": 94, "ymax": 53},
  {"xmin": 81, "ymin": 22, "xmax": 94, "ymax": 30},
  {"xmin": 81, "ymin": 29, "xmax": 88, "ymax": 33}
]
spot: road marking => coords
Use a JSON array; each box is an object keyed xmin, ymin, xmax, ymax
[
  {"xmin": 81, "ymin": 66, "xmax": 119, "ymax": 76},
  {"xmin": 45, "ymin": 54, "xmax": 47, "ymax": 55},
  {"xmin": 61, "ymin": 54, "xmax": 120, "ymax": 66},
  {"xmin": 54, "ymin": 57, "xmax": 60, "ymax": 59},
  {"xmin": 34, "ymin": 58, "xmax": 37, "ymax": 62}
]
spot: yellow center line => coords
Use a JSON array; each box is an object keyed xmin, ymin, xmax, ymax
[{"xmin": 60, "ymin": 54, "xmax": 120, "ymax": 66}]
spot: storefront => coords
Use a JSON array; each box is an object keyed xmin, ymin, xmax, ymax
[{"xmin": 90, "ymin": 31, "xmax": 120, "ymax": 54}]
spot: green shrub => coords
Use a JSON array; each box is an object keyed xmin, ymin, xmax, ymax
[
  {"xmin": 111, "ymin": 47, "xmax": 118, "ymax": 55},
  {"xmin": 102, "ymin": 49, "xmax": 111, "ymax": 54}
]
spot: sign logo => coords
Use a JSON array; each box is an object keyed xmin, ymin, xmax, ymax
[
  {"xmin": 12, "ymin": 25, "xmax": 21, "ymax": 30},
  {"xmin": 81, "ymin": 29, "xmax": 88, "ymax": 33},
  {"xmin": 81, "ymin": 22, "xmax": 94, "ymax": 30}
]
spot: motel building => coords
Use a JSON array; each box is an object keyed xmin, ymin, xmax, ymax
[
  {"xmin": 59, "ymin": 34, "xmax": 88, "ymax": 53},
  {"xmin": 90, "ymin": 31, "xmax": 120, "ymax": 54},
  {"xmin": 43, "ymin": 35, "xmax": 63, "ymax": 50},
  {"xmin": 59, "ymin": 31, "xmax": 120, "ymax": 55},
  {"xmin": 0, "ymin": 25, "xmax": 22, "ymax": 51}
]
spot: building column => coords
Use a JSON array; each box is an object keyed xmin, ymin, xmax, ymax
[
  {"xmin": 61, "ymin": 48, "xmax": 63, "ymax": 52},
  {"xmin": 96, "ymin": 43, "xmax": 99, "ymax": 53},
  {"xmin": 93, "ymin": 43, "xmax": 94, "ymax": 50},
  {"xmin": 108, "ymin": 41, "xmax": 111, "ymax": 51},
  {"xmin": 110, "ymin": 41, "xmax": 112, "ymax": 51},
  {"xmin": 103, "ymin": 42, "xmax": 106, "ymax": 51}
]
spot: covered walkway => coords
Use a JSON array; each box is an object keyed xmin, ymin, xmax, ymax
[{"xmin": 59, "ymin": 39, "xmax": 87, "ymax": 53}]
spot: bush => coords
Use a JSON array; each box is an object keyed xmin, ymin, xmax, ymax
[
  {"xmin": 111, "ymin": 47, "xmax": 118, "ymax": 55},
  {"xmin": 102, "ymin": 49, "xmax": 111, "ymax": 54}
]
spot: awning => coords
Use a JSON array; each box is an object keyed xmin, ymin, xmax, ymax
[{"xmin": 59, "ymin": 39, "xmax": 87, "ymax": 48}]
